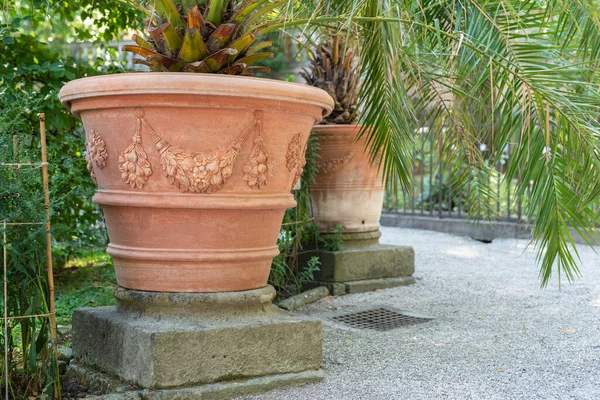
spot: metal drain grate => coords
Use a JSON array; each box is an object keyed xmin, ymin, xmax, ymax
[{"xmin": 330, "ymin": 307, "xmax": 431, "ymax": 331}]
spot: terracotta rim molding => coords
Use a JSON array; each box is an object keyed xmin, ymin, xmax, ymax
[
  {"xmin": 60, "ymin": 73, "xmax": 333, "ymax": 117},
  {"xmin": 310, "ymin": 124, "xmax": 384, "ymax": 233},
  {"xmin": 60, "ymin": 73, "xmax": 333, "ymax": 292}
]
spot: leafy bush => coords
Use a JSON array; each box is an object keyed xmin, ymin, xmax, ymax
[
  {"xmin": 0, "ymin": 33, "xmax": 115, "ymax": 265},
  {"xmin": 0, "ymin": 27, "xmax": 123, "ymax": 400},
  {"xmin": 269, "ymin": 134, "xmax": 322, "ymax": 297},
  {"xmin": 0, "ymin": 100, "xmax": 60, "ymax": 399}
]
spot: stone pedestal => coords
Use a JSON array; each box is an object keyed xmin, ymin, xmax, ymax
[
  {"xmin": 71, "ymin": 285, "xmax": 323, "ymax": 399},
  {"xmin": 301, "ymin": 231, "xmax": 415, "ymax": 295}
]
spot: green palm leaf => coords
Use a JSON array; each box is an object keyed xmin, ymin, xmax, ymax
[{"xmin": 291, "ymin": 0, "xmax": 600, "ymax": 286}]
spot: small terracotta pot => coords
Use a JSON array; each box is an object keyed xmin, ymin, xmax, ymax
[
  {"xmin": 310, "ymin": 125, "xmax": 384, "ymax": 233},
  {"xmin": 59, "ymin": 73, "xmax": 333, "ymax": 292}
]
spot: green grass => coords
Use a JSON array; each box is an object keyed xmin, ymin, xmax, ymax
[{"xmin": 54, "ymin": 251, "xmax": 116, "ymax": 326}]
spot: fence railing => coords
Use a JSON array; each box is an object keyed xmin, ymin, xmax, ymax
[
  {"xmin": 383, "ymin": 128, "xmax": 532, "ymax": 223},
  {"xmin": 61, "ymin": 41, "xmax": 143, "ymax": 70}
]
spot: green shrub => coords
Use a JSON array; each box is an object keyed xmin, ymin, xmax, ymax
[
  {"xmin": 0, "ymin": 34, "xmax": 115, "ymax": 265},
  {"xmin": 0, "ymin": 99, "xmax": 60, "ymax": 399},
  {"xmin": 0, "ymin": 31, "xmax": 120, "ymax": 400},
  {"xmin": 269, "ymin": 134, "xmax": 322, "ymax": 297}
]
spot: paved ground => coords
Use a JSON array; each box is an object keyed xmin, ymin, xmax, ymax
[{"xmin": 245, "ymin": 227, "xmax": 600, "ymax": 400}]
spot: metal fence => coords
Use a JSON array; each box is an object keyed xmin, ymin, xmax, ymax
[
  {"xmin": 383, "ymin": 128, "xmax": 532, "ymax": 224},
  {"xmin": 62, "ymin": 40, "xmax": 142, "ymax": 70}
]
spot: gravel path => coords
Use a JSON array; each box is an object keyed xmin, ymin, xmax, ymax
[{"xmin": 245, "ymin": 227, "xmax": 600, "ymax": 400}]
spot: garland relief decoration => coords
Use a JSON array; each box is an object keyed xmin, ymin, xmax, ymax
[
  {"xmin": 85, "ymin": 129, "xmax": 108, "ymax": 185},
  {"xmin": 315, "ymin": 151, "xmax": 355, "ymax": 174},
  {"xmin": 112, "ymin": 108, "xmax": 276, "ymax": 193},
  {"xmin": 285, "ymin": 132, "xmax": 307, "ymax": 189},
  {"xmin": 118, "ymin": 110, "xmax": 153, "ymax": 189},
  {"xmin": 242, "ymin": 112, "xmax": 273, "ymax": 189}
]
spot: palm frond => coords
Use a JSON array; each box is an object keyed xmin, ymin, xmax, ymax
[{"xmin": 290, "ymin": 0, "xmax": 600, "ymax": 286}]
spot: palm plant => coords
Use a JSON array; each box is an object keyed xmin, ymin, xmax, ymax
[
  {"xmin": 300, "ymin": 31, "xmax": 360, "ymax": 124},
  {"xmin": 290, "ymin": 0, "xmax": 600, "ymax": 287},
  {"xmin": 123, "ymin": 0, "xmax": 278, "ymax": 74}
]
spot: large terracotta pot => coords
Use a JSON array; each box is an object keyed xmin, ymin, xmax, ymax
[
  {"xmin": 310, "ymin": 124, "xmax": 384, "ymax": 233},
  {"xmin": 59, "ymin": 73, "xmax": 333, "ymax": 292}
]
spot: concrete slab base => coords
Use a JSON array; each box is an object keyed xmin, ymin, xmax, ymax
[
  {"xmin": 68, "ymin": 363, "xmax": 324, "ymax": 400},
  {"xmin": 300, "ymin": 230, "xmax": 415, "ymax": 293},
  {"xmin": 71, "ymin": 285, "xmax": 323, "ymax": 398},
  {"xmin": 343, "ymin": 276, "xmax": 416, "ymax": 294},
  {"xmin": 306, "ymin": 277, "xmax": 416, "ymax": 295}
]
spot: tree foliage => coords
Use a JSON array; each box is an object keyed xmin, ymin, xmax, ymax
[
  {"xmin": 0, "ymin": 3, "xmax": 138, "ymax": 396},
  {"xmin": 0, "ymin": 2, "xmax": 137, "ymax": 262},
  {"xmin": 3, "ymin": 0, "xmax": 141, "ymax": 44},
  {"xmin": 293, "ymin": 0, "xmax": 600, "ymax": 286}
]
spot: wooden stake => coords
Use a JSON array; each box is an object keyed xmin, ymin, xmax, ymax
[
  {"xmin": 13, "ymin": 135, "xmax": 19, "ymax": 211},
  {"xmin": 39, "ymin": 114, "xmax": 59, "ymax": 399},
  {"xmin": 39, "ymin": 114, "xmax": 57, "ymax": 343}
]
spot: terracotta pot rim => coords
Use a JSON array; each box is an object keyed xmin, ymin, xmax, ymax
[{"xmin": 59, "ymin": 73, "xmax": 334, "ymax": 117}]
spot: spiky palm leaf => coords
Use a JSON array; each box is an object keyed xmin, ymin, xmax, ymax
[
  {"xmin": 300, "ymin": 32, "xmax": 360, "ymax": 124},
  {"xmin": 123, "ymin": 0, "xmax": 281, "ymax": 74},
  {"xmin": 292, "ymin": 0, "xmax": 600, "ymax": 287}
]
